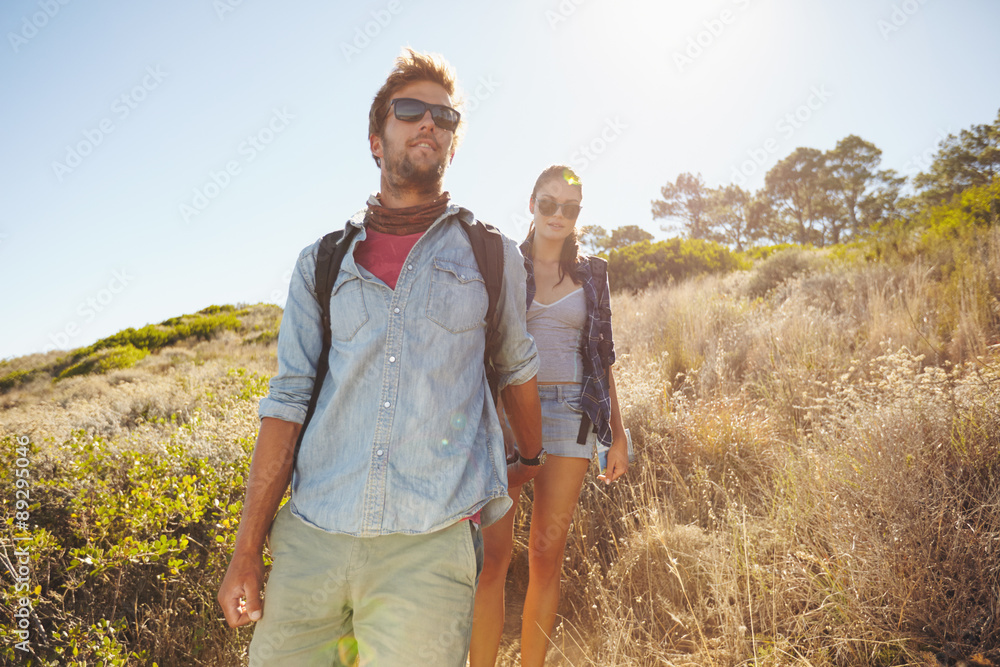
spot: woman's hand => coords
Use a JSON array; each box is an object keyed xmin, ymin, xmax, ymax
[
  {"xmin": 507, "ymin": 460, "xmax": 542, "ymax": 487},
  {"xmin": 597, "ymin": 435, "xmax": 628, "ymax": 484}
]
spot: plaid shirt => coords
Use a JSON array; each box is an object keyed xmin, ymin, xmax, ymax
[{"xmin": 520, "ymin": 241, "xmax": 616, "ymax": 447}]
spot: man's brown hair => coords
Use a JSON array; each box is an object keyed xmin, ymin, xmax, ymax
[{"xmin": 368, "ymin": 48, "xmax": 464, "ymax": 166}]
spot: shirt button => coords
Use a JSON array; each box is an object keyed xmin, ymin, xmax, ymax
[
  {"xmin": 389, "ymin": 356, "xmax": 396, "ymax": 363},
  {"xmin": 384, "ymin": 401, "xmax": 390, "ymax": 408},
  {"xmin": 376, "ymin": 449, "xmax": 384, "ymax": 456},
  {"xmin": 407, "ymin": 264, "xmax": 414, "ymax": 270},
  {"xmin": 394, "ymin": 307, "xmax": 400, "ymax": 314}
]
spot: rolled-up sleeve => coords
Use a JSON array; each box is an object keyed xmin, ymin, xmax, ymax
[
  {"xmin": 597, "ymin": 258, "xmax": 616, "ymax": 367},
  {"xmin": 258, "ymin": 241, "xmax": 323, "ymax": 423},
  {"xmin": 493, "ymin": 235, "xmax": 539, "ymax": 389}
]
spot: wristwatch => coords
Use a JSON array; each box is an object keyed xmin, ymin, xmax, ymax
[{"xmin": 518, "ymin": 451, "xmax": 546, "ymax": 466}]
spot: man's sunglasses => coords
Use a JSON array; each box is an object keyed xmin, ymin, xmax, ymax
[
  {"xmin": 533, "ymin": 197, "xmax": 582, "ymax": 221},
  {"xmin": 387, "ymin": 98, "xmax": 461, "ymax": 132}
]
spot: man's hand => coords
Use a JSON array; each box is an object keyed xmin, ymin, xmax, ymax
[
  {"xmin": 218, "ymin": 549, "xmax": 265, "ymax": 627},
  {"xmin": 500, "ymin": 377, "xmax": 542, "ymax": 461},
  {"xmin": 215, "ymin": 418, "xmax": 300, "ymax": 628}
]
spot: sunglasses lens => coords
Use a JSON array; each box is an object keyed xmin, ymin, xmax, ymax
[
  {"xmin": 431, "ymin": 107, "xmax": 459, "ymax": 132},
  {"xmin": 536, "ymin": 200, "xmax": 557, "ymax": 216},
  {"xmin": 562, "ymin": 204, "xmax": 581, "ymax": 220},
  {"xmin": 392, "ymin": 98, "xmax": 425, "ymax": 122}
]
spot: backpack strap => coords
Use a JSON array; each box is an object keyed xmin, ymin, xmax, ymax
[
  {"xmin": 292, "ymin": 223, "xmax": 361, "ymax": 472},
  {"xmin": 459, "ymin": 218, "xmax": 504, "ymax": 403}
]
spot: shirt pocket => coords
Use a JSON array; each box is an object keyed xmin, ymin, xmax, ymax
[
  {"xmin": 426, "ymin": 256, "xmax": 488, "ymax": 334},
  {"xmin": 329, "ymin": 274, "xmax": 369, "ymax": 341}
]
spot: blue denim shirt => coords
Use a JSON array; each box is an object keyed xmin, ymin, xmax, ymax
[{"xmin": 260, "ymin": 201, "xmax": 538, "ymax": 537}]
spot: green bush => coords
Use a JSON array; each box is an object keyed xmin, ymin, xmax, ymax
[
  {"xmin": 0, "ymin": 367, "xmax": 40, "ymax": 392},
  {"xmin": 741, "ymin": 242, "xmax": 810, "ymax": 263},
  {"xmin": 73, "ymin": 313, "xmax": 244, "ymax": 362},
  {"xmin": 182, "ymin": 313, "xmax": 242, "ymax": 341},
  {"xmin": 58, "ymin": 345, "xmax": 149, "ymax": 379},
  {"xmin": 0, "ymin": 430, "xmax": 255, "ymax": 665},
  {"xmin": 606, "ymin": 238, "xmax": 747, "ymax": 291},
  {"xmin": 197, "ymin": 304, "xmax": 236, "ymax": 316},
  {"xmin": 244, "ymin": 329, "xmax": 279, "ymax": 346},
  {"xmin": 744, "ymin": 247, "xmax": 825, "ymax": 298}
]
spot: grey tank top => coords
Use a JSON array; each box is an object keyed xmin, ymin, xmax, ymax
[{"xmin": 526, "ymin": 287, "xmax": 586, "ymax": 383}]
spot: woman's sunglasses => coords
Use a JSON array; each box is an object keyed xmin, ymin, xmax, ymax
[
  {"xmin": 386, "ymin": 98, "xmax": 461, "ymax": 132},
  {"xmin": 534, "ymin": 197, "xmax": 582, "ymax": 221}
]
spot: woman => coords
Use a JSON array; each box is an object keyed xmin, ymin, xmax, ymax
[{"xmin": 470, "ymin": 165, "xmax": 629, "ymax": 666}]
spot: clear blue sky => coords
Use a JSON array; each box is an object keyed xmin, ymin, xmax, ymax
[{"xmin": 3, "ymin": 0, "xmax": 999, "ymax": 360}]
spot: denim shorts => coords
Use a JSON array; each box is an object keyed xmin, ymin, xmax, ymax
[{"xmin": 539, "ymin": 383, "xmax": 597, "ymax": 459}]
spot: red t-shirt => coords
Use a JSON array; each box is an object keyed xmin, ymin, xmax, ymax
[{"xmin": 353, "ymin": 228, "xmax": 424, "ymax": 290}]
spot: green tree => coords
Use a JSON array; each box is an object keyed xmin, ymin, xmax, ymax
[
  {"xmin": 578, "ymin": 224, "xmax": 609, "ymax": 254},
  {"xmin": 651, "ymin": 173, "xmax": 713, "ymax": 239},
  {"xmin": 604, "ymin": 224, "xmax": 654, "ymax": 251},
  {"xmin": 824, "ymin": 135, "xmax": 905, "ymax": 241},
  {"xmin": 915, "ymin": 108, "xmax": 1000, "ymax": 205},
  {"xmin": 705, "ymin": 185, "xmax": 766, "ymax": 252},
  {"xmin": 764, "ymin": 147, "xmax": 837, "ymax": 246}
]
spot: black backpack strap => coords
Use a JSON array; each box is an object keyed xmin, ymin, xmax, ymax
[
  {"xmin": 459, "ymin": 219, "xmax": 504, "ymax": 403},
  {"xmin": 292, "ymin": 223, "xmax": 361, "ymax": 473}
]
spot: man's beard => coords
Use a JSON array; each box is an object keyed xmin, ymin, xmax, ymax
[{"xmin": 382, "ymin": 141, "xmax": 448, "ymax": 194}]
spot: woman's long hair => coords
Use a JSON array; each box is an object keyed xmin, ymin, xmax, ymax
[{"xmin": 525, "ymin": 165, "xmax": 583, "ymax": 287}]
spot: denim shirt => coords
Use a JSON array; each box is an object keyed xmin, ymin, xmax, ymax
[
  {"xmin": 520, "ymin": 240, "xmax": 616, "ymax": 447},
  {"xmin": 260, "ymin": 201, "xmax": 538, "ymax": 537}
]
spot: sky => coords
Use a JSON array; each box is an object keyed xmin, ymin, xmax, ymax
[{"xmin": 3, "ymin": 0, "xmax": 999, "ymax": 361}]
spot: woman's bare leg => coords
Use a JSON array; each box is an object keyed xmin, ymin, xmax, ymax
[
  {"xmin": 470, "ymin": 485, "xmax": 521, "ymax": 667},
  {"xmin": 520, "ymin": 456, "xmax": 590, "ymax": 667}
]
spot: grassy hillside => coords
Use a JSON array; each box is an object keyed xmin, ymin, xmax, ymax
[{"xmin": 2, "ymin": 226, "xmax": 999, "ymax": 665}]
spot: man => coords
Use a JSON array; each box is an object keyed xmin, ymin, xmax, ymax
[{"xmin": 217, "ymin": 49, "xmax": 544, "ymax": 666}]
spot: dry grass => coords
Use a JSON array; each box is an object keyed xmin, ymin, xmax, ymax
[
  {"xmin": 494, "ymin": 230, "xmax": 1000, "ymax": 666},
  {"xmin": 2, "ymin": 231, "xmax": 1000, "ymax": 665}
]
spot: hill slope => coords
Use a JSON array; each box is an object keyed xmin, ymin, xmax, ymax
[{"xmin": 2, "ymin": 234, "xmax": 999, "ymax": 666}]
